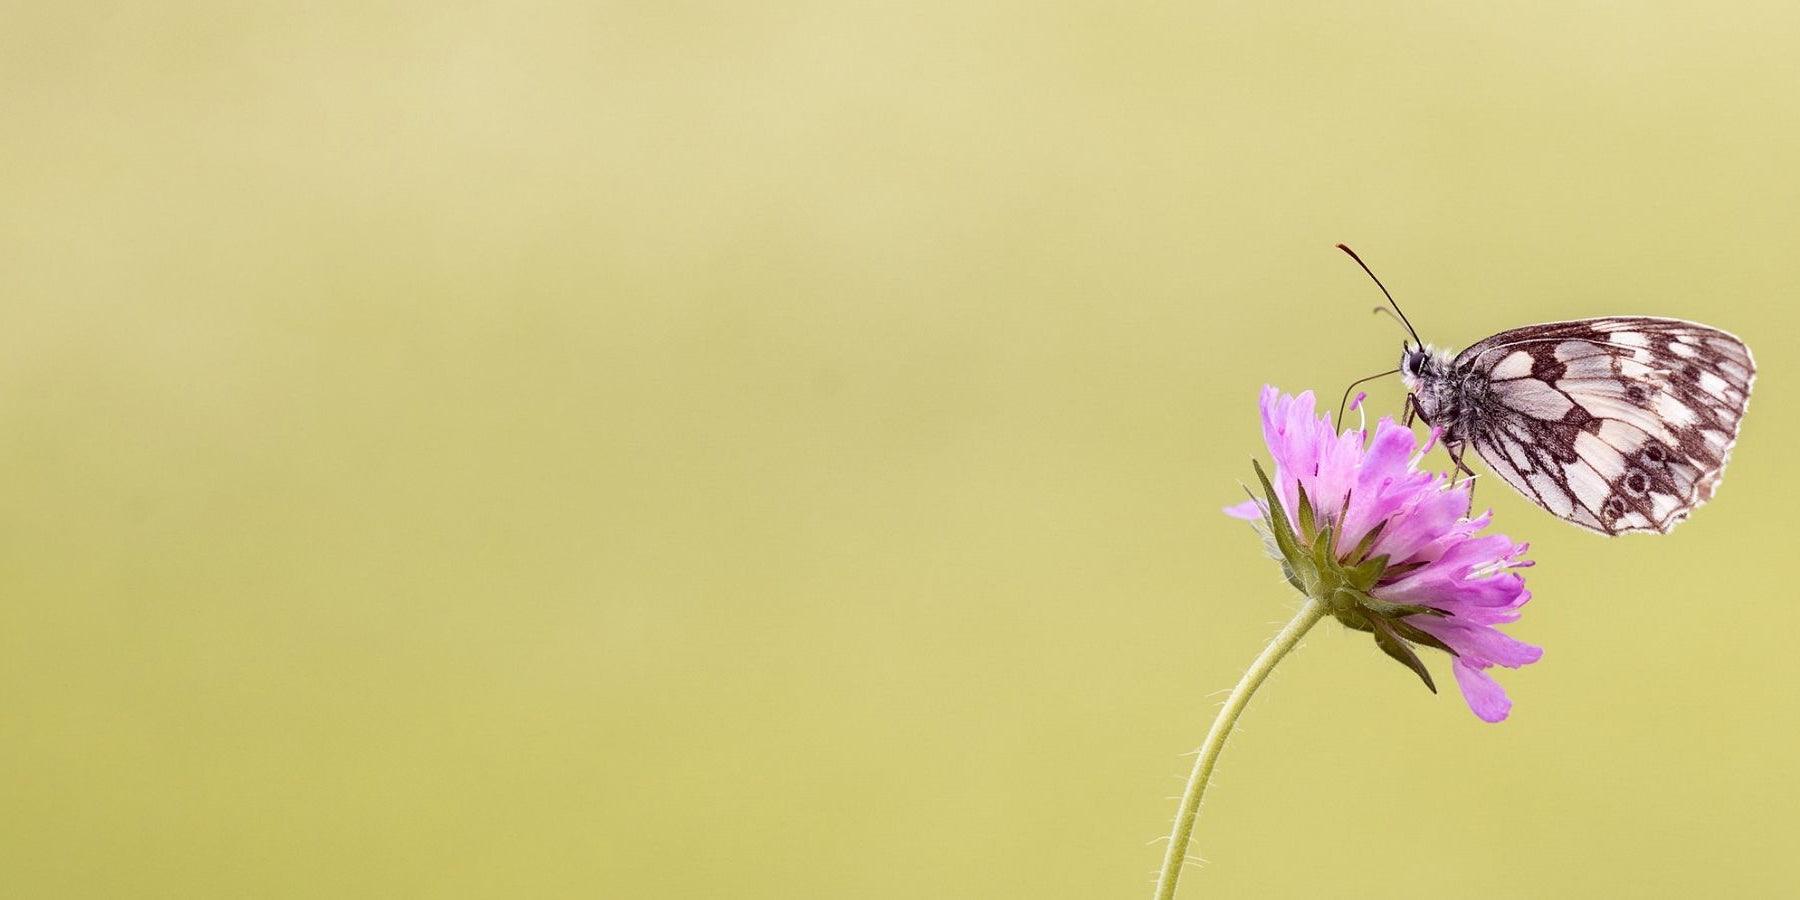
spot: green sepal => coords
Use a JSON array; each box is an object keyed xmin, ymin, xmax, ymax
[
  {"xmin": 1308, "ymin": 524, "xmax": 1339, "ymax": 585},
  {"xmin": 1343, "ymin": 520, "xmax": 1386, "ymax": 566},
  {"xmin": 1329, "ymin": 490, "xmax": 1354, "ymax": 558},
  {"xmin": 1388, "ymin": 618, "xmax": 1457, "ymax": 655},
  {"xmin": 1378, "ymin": 560, "xmax": 1427, "ymax": 580},
  {"xmin": 1342, "ymin": 553, "xmax": 1388, "ymax": 593},
  {"xmin": 1370, "ymin": 618, "xmax": 1438, "ymax": 694},
  {"xmin": 1252, "ymin": 460, "xmax": 1314, "ymax": 595},
  {"xmin": 1277, "ymin": 564, "xmax": 1305, "ymax": 594},
  {"xmin": 1337, "ymin": 587, "xmax": 1434, "ymax": 620},
  {"xmin": 1295, "ymin": 482, "xmax": 1317, "ymax": 541},
  {"xmin": 1239, "ymin": 487, "xmax": 1306, "ymax": 595}
]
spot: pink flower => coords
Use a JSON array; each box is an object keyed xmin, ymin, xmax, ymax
[{"xmin": 1225, "ymin": 387, "xmax": 1540, "ymax": 722}]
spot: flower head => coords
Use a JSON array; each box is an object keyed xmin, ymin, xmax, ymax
[{"xmin": 1225, "ymin": 387, "xmax": 1540, "ymax": 722}]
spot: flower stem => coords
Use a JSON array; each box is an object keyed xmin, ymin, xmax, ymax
[{"xmin": 1151, "ymin": 597, "xmax": 1329, "ymax": 900}]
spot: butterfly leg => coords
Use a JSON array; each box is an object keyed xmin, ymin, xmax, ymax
[
  {"xmin": 1403, "ymin": 393, "xmax": 1436, "ymax": 429},
  {"xmin": 1446, "ymin": 442, "xmax": 1479, "ymax": 504}
]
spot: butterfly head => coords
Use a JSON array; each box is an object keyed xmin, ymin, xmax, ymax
[{"xmin": 1398, "ymin": 343, "xmax": 1451, "ymax": 392}]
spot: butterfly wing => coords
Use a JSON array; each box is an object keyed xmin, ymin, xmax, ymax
[{"xmin": 1453, "ymin": 317, "xmax": 1754, "ymax": 535}]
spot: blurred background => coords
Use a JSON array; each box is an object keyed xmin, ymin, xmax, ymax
[{"xmin": 2, "ymin": 3, "xmax": 1795, "ymax": 897}]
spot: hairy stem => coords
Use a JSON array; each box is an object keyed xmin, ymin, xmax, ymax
[{"xmin": 1151, "ymin": 598, "xmax": 1328, "ymax": 900}]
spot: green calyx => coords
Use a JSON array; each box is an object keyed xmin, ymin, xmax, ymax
[{"xmin": 1249, "ymin": 460, "xmax": 1452, "ymax": 694}]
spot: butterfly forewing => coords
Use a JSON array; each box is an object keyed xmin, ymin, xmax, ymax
[{"xmin": 1450, "ymin": 317, "xmax": 1753, "ymax": 535}]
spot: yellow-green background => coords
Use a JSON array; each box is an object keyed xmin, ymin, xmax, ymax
[{"xmin": 3, "ymin": 3, "xmax": 1794, "ymax": 897}]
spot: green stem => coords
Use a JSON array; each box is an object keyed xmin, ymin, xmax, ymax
[{"xmin": 1151, "ymin": 597, "xmax": 1329, "ymax": 900}]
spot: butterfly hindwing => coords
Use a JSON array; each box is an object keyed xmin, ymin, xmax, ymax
[{"xmin": 1450, "ymin": 317, "xmax": 1754, "ymax": 535}]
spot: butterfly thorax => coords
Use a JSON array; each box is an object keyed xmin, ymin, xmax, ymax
[{"xmin": 1399, "ymin": 344, "xmax": 1483, "ymax": 445}]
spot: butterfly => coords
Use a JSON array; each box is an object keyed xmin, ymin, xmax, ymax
[{"xmin": 1336, "ymin": 245, "xmax": 1755, "ymax": 535}]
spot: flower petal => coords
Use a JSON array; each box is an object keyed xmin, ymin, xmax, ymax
[
  {"xmin": 1223, "ymin": 499, "xmax": 1263, "ymax": 520},
  {"xmin": 1452, "ymin": 658, "xmax": 1513, "ymax": 723},
  {"xmin": 1409, "ymin": 616, "xmax": 1544, "ymax": 668}
]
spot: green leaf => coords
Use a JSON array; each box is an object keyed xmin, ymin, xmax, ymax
[{"xmin": 1370, "ymin": 619, "xmax": 1437, "ymax": 694}]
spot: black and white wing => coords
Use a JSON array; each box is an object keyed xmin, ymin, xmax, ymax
[{"xmin": 1454, "ymin": 317, "xmax": 1754, "ymax": 535}]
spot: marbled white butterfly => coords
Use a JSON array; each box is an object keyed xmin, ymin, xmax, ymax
[{"xmin": 1337, "ymin": 245, "xmax": 1755, "ymax": 535}]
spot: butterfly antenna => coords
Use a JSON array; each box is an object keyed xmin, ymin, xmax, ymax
[
  {"xmin": 1335, "ymin": 368, "xmax": 1401, "ymax": 425},
  {"xmin": 1336, "ymin": 244, "xmax": 1423, "ymax": 349},
  {"xmin": 1371, "ymin": 306, "xmax": 1411, "ymax": 333}
]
